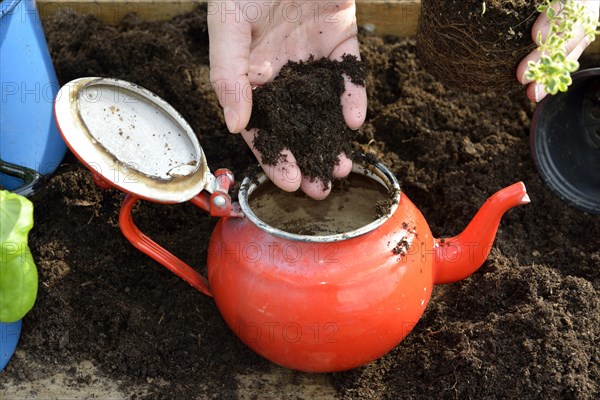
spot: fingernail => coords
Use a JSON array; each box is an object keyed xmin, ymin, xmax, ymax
[
  {"xmin": 224, "ymin": 106, "xmax": 240, "ymax": 133},
  {"xmin": 534, "ymin": 84, "xmax": 544, "ymax": 103}
]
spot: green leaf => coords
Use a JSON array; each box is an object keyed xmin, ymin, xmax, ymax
[
  {"xmin": 553, "ymin": 51, "xmax": 566, "ymax": 62},
  {"xmin": 559, "ymin": 74, "xmax": 572, "ymax": 87},
  {"xmin": 557, "ymin": 80, "xmax": 569, "ymax": 92},
  {"xmin": 547, "ymin": 6, "xmax": 556, "ymax": 19},
  {"xmin": 548, "ymin": 34, "xmax": 562, "ymax": 47},
  {"xmin": 0, "ymin": 190, "xmax": 38, "ymax": 323},
  {"xmin": 547, "ymin": 79, "xmax": 559, "ymax": 95},
  {"xmin": 565, "ymin": 60, "xmax": 579, "ymax": 72},
  {"xmin": 525, "ymin": 69, "xmax": 537, "ymax": 81},
  {"xmin": 541, "ymin": 55, "xmax": 553, "ymax": 66}
]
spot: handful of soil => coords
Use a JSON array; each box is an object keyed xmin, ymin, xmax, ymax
[{"xmin": 247, "ymin": 54, "xmax": 366, "ymax": 188}]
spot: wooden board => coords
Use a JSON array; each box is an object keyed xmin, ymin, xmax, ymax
[
  {"xmin": 36, "ymin": 0, "xmax": 599, "ymax": 54},
  {"xmin": 36, "ymin": 0, "xmax": 421, "ymax": 30},
  {"xmin": 356, "ymin": 0, "xmax": 420, "ymax": 36},
  {"xmin": 37, "ymin": 0, "xmax": 203, "ymax": 25}
]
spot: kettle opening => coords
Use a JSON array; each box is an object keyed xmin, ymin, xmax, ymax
[{"xmin": 238, "ymin": 157, "xmax": 401, "ymax": 243}]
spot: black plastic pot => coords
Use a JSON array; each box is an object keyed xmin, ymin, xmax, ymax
[
  {"xmin": 530, "ymin": 68, "xmax": 600, "ymax": 215},
  {"xmin": 0, "ymin": 159, "xmax": 45, "ymax": 198}
]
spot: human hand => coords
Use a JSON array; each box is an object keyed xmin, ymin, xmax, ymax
[
  {"xmin": 208, "ymin": 0, "xmax": 367, "ymax": 200},
  {"xmin": 517, "ymin": 0, "xmax": 599, "ymax": 102}
]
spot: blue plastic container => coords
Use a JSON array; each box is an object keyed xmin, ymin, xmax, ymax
[
  {"xmin": 0, "ymin": 0, "xmax": 67, "ymax": 190},
  {"xmin": 0, "ymin": 320, "xmax": 22, "ymax": 372}
]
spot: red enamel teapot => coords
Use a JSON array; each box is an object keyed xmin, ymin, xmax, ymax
[{"xmin": 55, "ymin": 78, "xmax": 530, "ymax": 372}]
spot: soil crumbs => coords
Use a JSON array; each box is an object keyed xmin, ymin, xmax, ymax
[{"xmin": 2, "ymin": 6, "xmax": 599, "ymax": 400}]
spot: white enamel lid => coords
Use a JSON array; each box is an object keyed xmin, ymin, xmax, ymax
[{"xmin": 54, "ymin": 78, "xmax": 215, "ymax": 203}]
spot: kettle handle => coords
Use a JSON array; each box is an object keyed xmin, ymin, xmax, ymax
[{"xmin": 118, "ymin": 194, "xmax": 213, "ymax": 297}]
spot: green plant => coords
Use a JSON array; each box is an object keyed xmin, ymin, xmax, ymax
[
  {"xmin": 526, "ymin": 0, "xmax": 599, "ymax": 94},
  {"xmin": 0, "ymin": 190, "xmax": 38, "ymax": 323}
]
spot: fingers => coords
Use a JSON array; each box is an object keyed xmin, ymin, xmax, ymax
[
  {"xmin": 568, "ymin": 30, "xmax": 594, "ymax": 62},
  {"xmin": 241, "ymin": 128, "xmax": 352, "ymax": 199},
  {"xmin": 208, "ymin": 5, "xmax": 253, "ymax": 133},
  {"xmin": 241, "ymin": 129, "xmax": 302, "ymax": 192},
  {"xmin": 330, "ymin": 37, "xmax": 367, "ymax": 130},
  {"xmin": 526, "ymin": 82, "xmax": 547, "ymax": 102},
  {"xmin": 333, "ymin": 153, "xmax": 353, "ymax": 179},
  {"xmin": 525, "ymin": 34, "xmax": 590, "ymax": 102},
  {"xmin": 301, "ymin": 178, "xmax": 331, "ymax": 200},
  {"xmin": 300, "ymin": 152, "xmax": 351, "ymax": 200},
  {"xmin": 516, "ymin": 2, "xmax": 557, "ymax": 85},
  {"xmin": 291, "ymin": 152, "xmax": 352, "ymax": 200},
  {"xmin": 517, "ymin": 23, "xmax": 587, "ymax": 86},
  {"xmin": 341, "ymin": 74, "xmax": 368, "ymax": 130},
  {"xmin": 517, "ymin": 1, "xmax": 597, "ymax": 102}
]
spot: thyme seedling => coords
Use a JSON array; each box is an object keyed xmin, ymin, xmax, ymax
[{"xmin": 526, "ymin": 0, "xmax": 599, "ymax": 95}]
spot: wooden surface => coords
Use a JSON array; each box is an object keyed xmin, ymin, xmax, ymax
[
  {"xmin": 356, "ymin": 0, "xmax": 420, "ymax": 36},
  {"xmin": 36, "ymin": 0, "xmax": 599, "ymax": 54},
  {"xmin": 37, "ymin": 0, "xmax": 203, "ymax": 24},
  {"xmin": 36, "ymin": 0, "xmax": 420, "ymax": 32}
]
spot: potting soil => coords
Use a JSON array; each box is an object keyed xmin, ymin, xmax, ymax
[{"xmin": 1, "ymin": 6, "xmax": 598, "ymax": 400}]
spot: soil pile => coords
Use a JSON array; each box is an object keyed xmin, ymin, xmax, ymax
[{"xmin": 1, "ymin": 6, "xmax": 598, "ymax": 400}]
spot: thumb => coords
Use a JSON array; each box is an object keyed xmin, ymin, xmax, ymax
[{"xmin": 208, "ymin": 7, "xmax": 253, "ymax": 133}]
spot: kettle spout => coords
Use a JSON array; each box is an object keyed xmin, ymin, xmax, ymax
[{"xmin": 433, "ymin": 182, "xmax": 530, "ymax": 285}]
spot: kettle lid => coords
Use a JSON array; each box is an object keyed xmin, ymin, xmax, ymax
[{"xmin": 54, "ymin": 77, "xmax": 214, "ymax": 203}]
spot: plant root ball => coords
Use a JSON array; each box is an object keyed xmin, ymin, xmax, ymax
[{"xmin": 416, "ymin": 0, "xmax": 539, "ymax": 94}]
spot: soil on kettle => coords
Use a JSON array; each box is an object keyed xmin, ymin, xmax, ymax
[{"xmin": 2, "ymin": 6, "xmax": 599, "ymax": 400}]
